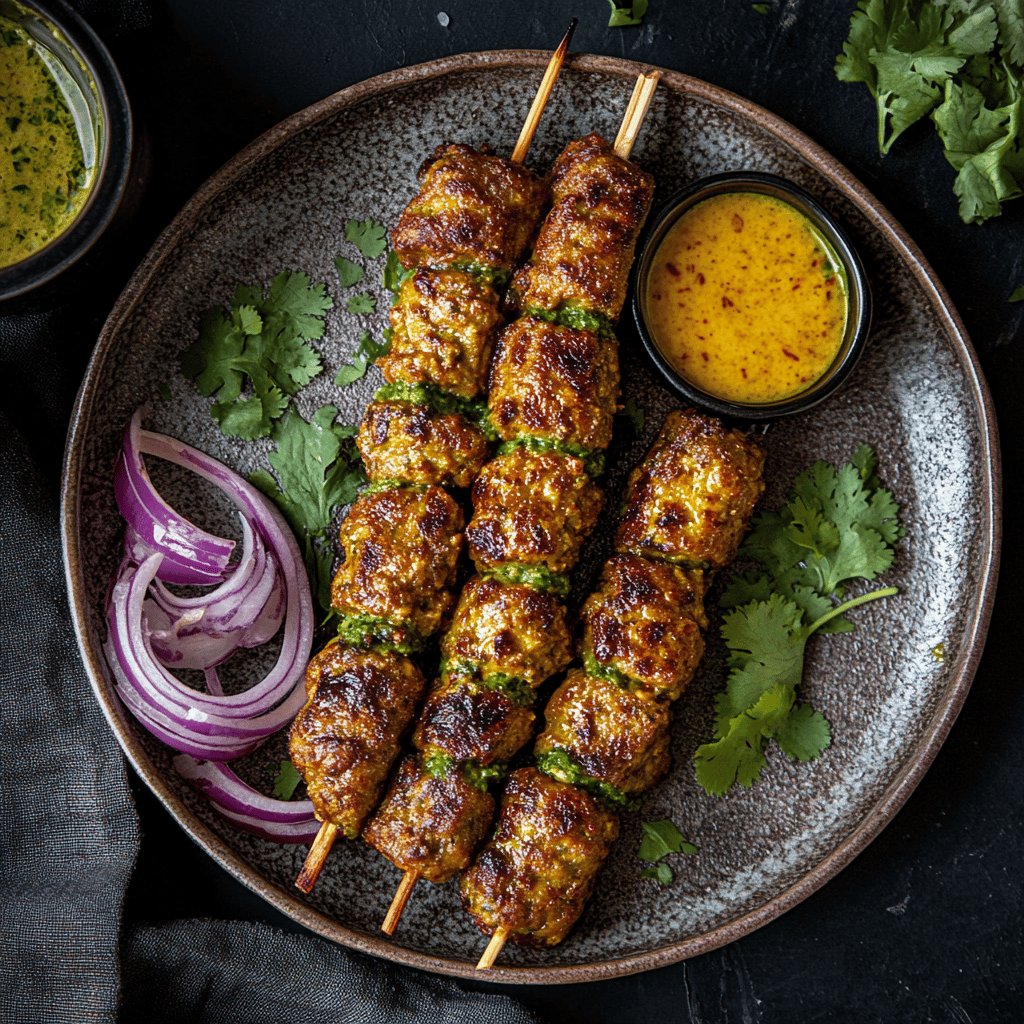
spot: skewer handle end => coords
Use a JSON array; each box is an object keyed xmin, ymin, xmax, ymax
[
  {"xmin": 476, "ymin": 926, "xmax": 509, "ymax": 970},
  {"xmin": 295, "ymin": 821, "xmax": 338, "ymax": 894},
  {"xmin": 381, "ymin": 870, "xmax": 420, "ymax": 936}
]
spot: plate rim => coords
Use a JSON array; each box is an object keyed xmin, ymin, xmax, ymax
[{"xmin": 61, "ymin": 49, "xmax": 1002, "ymax": 985}]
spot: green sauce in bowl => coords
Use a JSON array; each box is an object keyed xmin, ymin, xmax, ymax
[{"xmin": 1, "ymin": 13, "xmax": 96, "ymax": 269}]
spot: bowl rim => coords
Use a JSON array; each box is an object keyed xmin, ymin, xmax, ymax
[
  {"xmin": 0, "ymin": 0, "xmax": 132, "ymax": 301},
  {"xmin": 60, "ymin": 50, "xmax": 1001, "ymax": 986},
  {"xmin": 632, "ymin": 170, "xmax": 872, "ymax": 421}
]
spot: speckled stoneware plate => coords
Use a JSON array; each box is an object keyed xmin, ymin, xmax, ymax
[{"xmin": 62, "ymin": 52, "xmax": 1000, "ymax": 984}]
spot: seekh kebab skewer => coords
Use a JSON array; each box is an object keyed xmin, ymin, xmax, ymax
[
  {"xmin": 364, "ymin": 71, "xmax": 662, "ymax": 935},
  {"xmin": 466, "ymin": 410, "xmax": 766, "ymax": 968},
  {"xmin": 289, "ymin": 25, "xmax": 576, "ymax": 894}
]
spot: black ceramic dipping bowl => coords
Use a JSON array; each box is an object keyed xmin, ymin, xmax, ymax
[
  {"xmin": 632, "ymin": 172, "xmax": 871, "ymax": 421},
  {"xmin": 0, "ymin": 0, "xmax": 131, "ymax": 301}
]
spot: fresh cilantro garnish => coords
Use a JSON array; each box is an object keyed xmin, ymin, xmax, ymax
[
  {"xmin": 345, "ymin": 218, "xmax": 388, "ymax": 260},
  {"xmin": 180, "ymin": 271, "xmax": 332, "ymax": 439},
  {"xmin": 638, "ymin": 819, "xmax": 697, "ymax": 886},
  {"xmin": 272, "ymin": 759, "xmax": 303, "ymax": 800},
  {"xmin": 752, "ymin": 2, "xmax": 771, "ymax": 12},
  {"xmin": 335, "ymin": 330, "xmax": 391, "ymax": 386},
  {"xmin": 836, "ymin": 0, "xmax": 1024, "ymax": 224},
  {"xmin": 346, "ymin": 293, "xmax": 377, "ymax": 315},
  {"xmin": 1010, "ymin": 285, "xmax": 1024, "ymax": 301},
  {"xmin": 696, "ymin": 446, "xmax": 902, "ymax": 796},
  {"xmin": 619, "ymin": 397, "xmax": 646, "ymax": 432},
  {"xmin": 608, "ymin": 0, "xmax": 648, "ymax": 26},
  {"xmin": 250, "ymin": 404, "xmax": 365, "ymax": 614},
  {"xmin": 335, "ymin": 256, "xmax": 364, "ymax": 288},
  {"xmin": 383, "ymin": 249, "xmax": 414, "ymax": 296}
]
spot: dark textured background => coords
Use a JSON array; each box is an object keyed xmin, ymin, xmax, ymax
[{"xmin": 4, "ymin": 1, "xmax": 1022, "ymax": 1020}]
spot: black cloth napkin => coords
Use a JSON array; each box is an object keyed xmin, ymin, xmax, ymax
[{"xmin": 0, "ymin": 410, "xmax": 540, "ymax": 1023}]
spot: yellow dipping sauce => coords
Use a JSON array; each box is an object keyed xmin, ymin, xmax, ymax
[
  {"xmin": 1, "ymin": 15, "xmax": 95, "ymax": 269},
  {"xmin": 644, "ymin": 191, "xmax": 849, "ymax": 404}
]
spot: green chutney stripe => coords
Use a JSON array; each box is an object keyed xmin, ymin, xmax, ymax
[
  {"xmin": 439, "ymin": 657, "xmax": 536, "ymax": 707},
  {"xmin": 534, "ymin": 748, "xmax": 633, "ymax": 812},
  {"xmin": 373, "ymin": 381, "xmax": 497, "ymax": 439},
  {"xmin": 336, "ymin": 613, "xmax": 426, "ymax": 656},
  {"xmin": 481, "ymin": 562, "xmax": 571, "ymax": 599},
  {"xmin": 497, "ymin": 435, "xmax": 605, "ymax": 478},
  {"xmin": 423, "ymin": 751, "xmax": 508, "ymax": 793},
  {"xmin": 521, "ymin": 302, "xmax": 616, "ymax": 340}
]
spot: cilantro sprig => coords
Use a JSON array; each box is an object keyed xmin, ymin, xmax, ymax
[
  {"xmin": 180, "ymin": 272, "xmax": 332, "ymax": 439},
  {"xmin": 695, "ymin": 445, "xmax": 903, "ymax": 796},
  {"xmin": 250, "ymin": 404, "xmax": 365, "ymax": 615},
  {"xmin": 608, "ymin": 0, "xmax": 648, "ymax": 27},
  {"xmin": 638, "ymin": 819, "xmax": 697, "ymax": 885},
  {"xmin": 272, "ymin": 760, "xmax": 303, "ymax": 800},
  {"xmin": 836, "ymin": 0, "xmax": 1024, "ymax": 224}
]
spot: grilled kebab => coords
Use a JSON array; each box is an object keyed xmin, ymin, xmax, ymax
[
  {"xmin": 363, "ymin": 131, "xmax": 656, "ymax": 901},
  {"xmin": 289, "ymin": 144, "xmax": 548, "ymax": 863},
  {"xmin": 461, "ymin": 409, "xmax": 765, "ymax": 953}
]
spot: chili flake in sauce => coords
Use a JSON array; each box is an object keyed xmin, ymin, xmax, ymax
[
  {"xmin": 644, "ymin": 192, "xmax": 848, "ymax": 404},
  {"xmin": 1, "ymin": 16, "xmax": 94, "ymax": 269}
]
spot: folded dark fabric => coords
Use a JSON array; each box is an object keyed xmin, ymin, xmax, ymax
[
  {"xmin": 0, "ymin": 414, "xmax": 538, "ymax": 1024},
  {"xmin": 123, "ymin": 920, "xmax": 539, "ymax": 1024}
]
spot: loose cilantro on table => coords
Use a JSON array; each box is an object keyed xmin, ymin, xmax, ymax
[
  {"xmin": 619, "ymin": 397, "xmax": 646, "ymax": 432},
  {"xmin": 180, "ymin": 271, "xmax": 332, "ymax": 439},
  {"xmin": 752, "ymin": 3, "xmax": 771, "ymax": 13},
  {"xmin": 335, "ymin": 256, "xmax": 364, "ymax": 289},
  {"xmin": 383, "ymin": 249, "xmax": 414, "ymax": 297},
  {"xmin": 608, "ymin": 0, "xmax": 648, "ymax": 27},
  {"xmin": 335, "ymin": 330, "xmax": 391, "ymax": 386},
  {"xmin": 345, "ymin": 292, "xmax": 377, "ymax": 315},
  {"xmin": 1011, "ymin": 285, "xmax": 1024, "ymax": 301},
  {"xmin": 695, "ymin": 445, "xmax": 902, "ymax": 796},
  {"xmin": 638, "ymin": 819, "xmax": 697, "ymax": 885},
  {"xmin": 250, "ymin": 404, "xmax": 365, "ymax": 615},
  {"xmin": 344, "ymin": 218, "xmax": 388, "ymax": 260},
  {"xmin": 272, "ymin": 759, "xmax": 303, "ymax": 800},
  {"xmin": 835, "ymin": 0, "xmax": 1024, "ymax": 224}
]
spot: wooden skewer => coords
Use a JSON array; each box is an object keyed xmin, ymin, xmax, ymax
[
  {"xmin": 510, "ymin": 18, "xmax": 578, "ymax": 165},
  {"xmin": 295, "ymin": 822, "xmax": 338, "ymax": 894},
  {"xmin": 614, "ymin": 69, "xmax": 661, "ymax": 160},
  {"xmin": 381, "ymin": 869, "xmax": 420, "ymax": 935},
  {"xmin": 476, "ymin": 927, "xmax": 509, "ymax": 970}
]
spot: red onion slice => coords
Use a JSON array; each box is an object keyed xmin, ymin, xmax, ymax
[
  {"xmin": 105, "ymin": 420, "xmax": 314, "ymax": 762},
  {"xmin": 173, "ymin": 755, "xmax": 315, "ymax": 823}
]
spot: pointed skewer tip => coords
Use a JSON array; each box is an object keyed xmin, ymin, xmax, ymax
[{"xmin": 511, "ymin": 22, "xmax": 577, "ymax": 165}]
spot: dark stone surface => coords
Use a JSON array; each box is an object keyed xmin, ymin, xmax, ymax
[{"xmin": 5, "ymin": 0, "xmax": 1021, "ymax": 1020}]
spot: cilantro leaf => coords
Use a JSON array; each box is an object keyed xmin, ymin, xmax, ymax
[
  {"xmin": 696, "ymin": 447, "xmax": 902, "ymax": 796},
  {"xmin": 638, "ymin": 820, "xmax": 698, "ymax": 861},
  {"xmin": 346, "ymin": 293, "xmax": 377, "ymax": 315},
  {"xmin": 837, "ymin": 0, "xmax": 1024, "ymax": 223},
  {"xmin": 345, "ymin": 218, "xmax": 388, "ymax": 260},
  {"xmin": 180, "ymin": 271, "xmax": 331, "ymax": 439},
  {"xmin": 641, "ymin": 863, "xmax": 674, "ymax": 885},
  {"xmin": 335, "ymin": 256, "xmax": 364, "ymax": 288},
  {"xmin": 272, "ymin": 760, "xmax": 303, "ymax": 800},
  {"xmin": 752, "ymin": 3, "xmax": 771, "ymax": 12},
  {"xmin": 608, "ymin": 0, "xmax": 648, "ymax": 26},
  {"xmin": 383, "ymin": 249, "xmax": 414, "ymax": 295},
  {"xmin": 1011, "ymin": 285, "xmax": 1024, "ymax": 301},
  {"xmin": 335, "ymin": 330, "xmax": 390, "ymax": 386},
  {"xmin": 250, "ymin": 404, "xmax": 365, "ymax": 613}
]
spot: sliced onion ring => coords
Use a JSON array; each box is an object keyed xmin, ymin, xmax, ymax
[{"xmin": 105, "ymin": 418, "xmax": 314, "ymax": 761}]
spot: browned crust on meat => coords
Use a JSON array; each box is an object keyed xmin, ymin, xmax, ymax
[
  {"xmin": 391, "ymin": 144, "xmax": 545, "ymax": 272},
  {"xmin": 488, "ymin": 316, "xmax": 620, "ymax": 450},
  {"xmin": 616, "ymin": 409, "xmax": 766, "ymax": 568},
  {"xmin": 459, "ymin": 768, "xmax": 619, "ymax": 946},
  {"xmin": 363, "ymin": 754, "xmax": 495, "ymax": 883},
  {"xmin": 289, "ymin": 642, "xmax": 426, "ymax": 837},
  {"xmin": 357, "ymin": 400, "xmax": 489, "ymax": 489}
]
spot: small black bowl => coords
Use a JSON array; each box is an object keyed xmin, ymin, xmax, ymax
[
  {"xmin": 0, "ymin": 0, "xmax": 132, "ymax": 302},
  {"xmin": 632, "ymin": 172, "xmax": 871, "ymax": 421}
]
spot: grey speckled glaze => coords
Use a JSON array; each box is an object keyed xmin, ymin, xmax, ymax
[{"xmin": 61, "ymin": 53, "xmax": 1000, "ymax": 985}]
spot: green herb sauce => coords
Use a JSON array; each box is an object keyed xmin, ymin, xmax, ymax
[
  {"xmin": 497, "ymin": 435, "xmax": 605, "ymax": 478},
  {"xmin": 534, "ymin": 749, "xmax": 633, "ymax": 811},
  {"xmin": 1, "ymin": 16, "xmax": 95, "ymax": 268},
  {"xmin": 481, "ymin": 561, "xmax": 571, "ymax": 598}
]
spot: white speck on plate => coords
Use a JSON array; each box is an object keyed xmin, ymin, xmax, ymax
[{"xmin": 437, "ymin": 11, "xmax": 449, "ymax": 26}]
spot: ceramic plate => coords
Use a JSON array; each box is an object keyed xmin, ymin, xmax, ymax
[{"xmin": 62, "ymin": 52, "xmax": 1000, "ymax": 984}]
